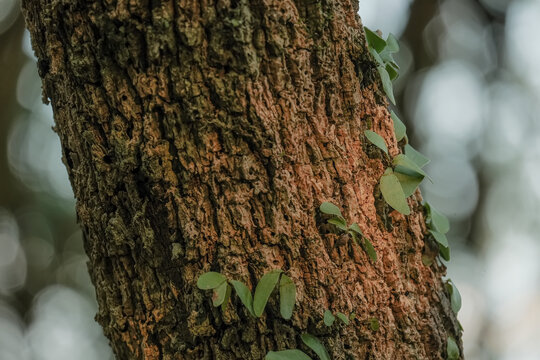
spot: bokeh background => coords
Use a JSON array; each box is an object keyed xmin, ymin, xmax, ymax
[{"xmin": 1, "ymin": 0, "xmax": 539, "ymax": 359}]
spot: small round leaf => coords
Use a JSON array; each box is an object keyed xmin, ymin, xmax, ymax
[
  {"xmin": 253, "ymin": 270, "xmax": 282, "ymax": 317},
  {"xmin": 319, "ymin": 202, "xmax": 343, "ymax": 218},
  {"xmin": 404, "ymin": 144, "xmax": 430, "ymax": 168},
  {"xmin": 212, "ymin": 281, "xmax": 228, "ymax": 307},
  {"xmin": 328, "ymin": 217, "xmax": 348, "ymax": 231},
  {"xmin": 393, "ymin": 154, "xmax": 428, "ymax": 178},
  {"xmin": 364, "ymin": 27, "xmax": 386, "ymax": 52},
  {"xmin": 447, "ymin": 280, "xmax": 462, "ymax": 315},
  {"xmin": 369, "ymin": 318, "xmax": 380, "ymax": 331},
  {"xmin": 230, "ymin": 280, "xmax": 255, "ymax": 316},
  {"xmin": 391, "ymin": 111, "xmax": 406, "ymax": 142},
  {"xmin": 364, "ymin": 130, "xmax": 388, "ymax": 154},
  {"xmin": 197, "ymin": 272, "xmax": 227, "ymax": 290},
  {"xmin": 426, "ymin": 203, "xmax": 450, "ymax": 234},
  {"xmin": 385, "ymin": 33, "xmax": 400, "ymax": 53},
  {"xmin": 394, "ymin": 172, "xmax": 423, "ymax": 198},
  {"xmin": 323, "ymin": 310, "xmax": 335, "ymax": 327},
  {"xmin": 279, "ymin": 274, "xmax": 296, "ymax": 320},
  {"xmin": 439, "ymin": 244, "xmax": 451, "ymax": 261},
  {"xmin": 363, "ymin": 238, "xmax": 377, "ymax": 262},
  {"xmin": 301, "ymin": 334, "xmax": 330, "ymax": 360},
  {"xmin": 377, "ymin": 65, "xmax": 395, "ymax": 104},
  {"xmin": 429, "ymin": 230, "xmax": 448, "ymax": 247},
  {"xmin": 447, "ymin": 337, "xmax": 460, "ymax": 360},
  {"xmin": 380, "ymin": 170, "xmax": 410, "ymax": 215}
]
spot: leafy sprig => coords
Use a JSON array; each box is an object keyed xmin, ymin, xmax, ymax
[
  {"xmin": 320, "ymin": 202, "xmax": 377, "ymax": 261},
  {"xmin": 365, "ymin": 27, "xmax": 400, "ymax": 104},
  {"xmin": 364, "ymin": 129, "xmax": 430, "ymax": 216},
  {"xmin": 424, "ymin": 202, "xmax": 451, "ymax": 260},
  {"xmin": 322, "ymin": 309, "xmax": 353, "ymax": 327},
  {"xmin": 197, "ymin": 269, "xmax": 296, "ymax": 319}
]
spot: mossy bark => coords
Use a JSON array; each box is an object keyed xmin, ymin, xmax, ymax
[{"xmin": 22, "ymin": 0, "xmax": 462, "ymax": 359}]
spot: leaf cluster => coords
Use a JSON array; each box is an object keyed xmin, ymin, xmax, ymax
[
  {"xmin": 365, "ymin": 27, "xmax": 400, "ymax": 104},
  {"xmin": 364, "ymin": 129, "xmax": 430, "ymax": 216},
  {"xmin": 364, "ymin": 29, "xmax": 463, "ymax": 340},
  {"xmin": 424, "ymin": 202, "xmax": 451, "ymax": 260},
  {"xmin": 363, "ymin": 27, "xmax": 434, "ymax": 215},
  {"xmin": 319, "ymin": 202, "xmax": 377, "ymax": 261},
  {"xmin": 323, "ymin": 309, "xmax": 353, "ymax": 327},
  {"xmin": 197, "ymin": 270, "xmax": 296, "ymax": 320}
]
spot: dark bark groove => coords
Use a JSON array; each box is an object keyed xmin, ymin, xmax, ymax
[{"xmin": 22, "ymin": 0, "xmax": 462, "ymax": 359}]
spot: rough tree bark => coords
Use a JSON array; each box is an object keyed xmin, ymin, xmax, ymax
[{"xmin": 22, "ymin": 0, "xmax": 462, "ymax": 359}]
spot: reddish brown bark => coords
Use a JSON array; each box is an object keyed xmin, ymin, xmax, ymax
[{"xmin": 22, "ymin": 0, "xmax": 461, "ymax": 359}]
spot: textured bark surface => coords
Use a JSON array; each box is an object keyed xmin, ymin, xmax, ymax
[{"xmin": 22, "ymin": 0, "xmax": 462, "ymax": 359}]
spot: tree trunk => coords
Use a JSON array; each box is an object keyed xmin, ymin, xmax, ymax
[{"xmin": 21, "ymin": 0, "xmax": 462, "ymax": 359}]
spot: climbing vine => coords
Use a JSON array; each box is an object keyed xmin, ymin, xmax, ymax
[
  {"xmin": 365, "ymin": 26, "xmax": 463, "ymax": 360},
  {"xmin": 195, "ymin": 27, "xmax": 462, "ymax": 360}
]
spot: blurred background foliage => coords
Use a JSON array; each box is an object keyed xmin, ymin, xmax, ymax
[{"xmin": 1, "ymin": 0, "xmax": 539, "ymax": 359}]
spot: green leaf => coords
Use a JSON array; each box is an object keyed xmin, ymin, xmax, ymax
[
  {"xmin": 348, "ymin": 230, "xmax": 359, "ymax": 244},
  {"xmin": 323, "ymin": 310, "xmax": 335, "ymax": 327},
  {"xmin": 394, "ymin": 172, "xmax": 423, "ymax": 197},
  {"xmin": 386, "ymin": 63, "xmax": 399, "ymax": 81},
  {"xmin": 221, "ymin": 283, "xmax": 232, "ymax": 311},
  {"xmin": 426, "ymin": 203, "xmax": 450, "ymax": 234},
  {"xmin": 365, "ymin": 27, "xmax": 386, "ymax": 53},
  {"xmin": 379, "ymin": 51, "xmax": 396, "ymax": 67},
  {"xmin": 230, "ymin": 280, "xmax": 254, "ymax": 316},
  {"xmin": 301, "ymin": 334, "xmax": 330, "ymax": 360},
  {"xmin": 404, "ymin": 144, "xmax": 430, "ymax": 168},
  {"xmin": 369, "ymin": 47, "xmax": 384, "ymax": 66},
  {"xmin": 429, "ymin": 230, "xmax": 448, "ymax": 247},
  {"xmin": 446, "ymin": 337, "xmax": 460, "ymax": 360},
  {"xmin": 364, "ymin": 130, "xmax": 388, "ymax": 154},
  {"xmin": 369, "ymin": 318, "xmax": 380, "ymax": 331},
  {"xmin": 336, "ymin": 312, "xmax": 350, "ymax": 325},
  {"xmin": 363, "ymin": 238, "xmax": 377, "ymax": 262},
  {"xmin": 393, "ymin": 154, "xmax": 428, "ymax": 178},
  {"xmin": 439, "ymin": 243, "xmax": 451, "ymax": 261},
  {"xmin": 385, "ymin": 33, "xmax": 400, "ymax": 53},
  {"xmin": 380, "ymin": 169, "xmax": 410, "ymax": 215},
  {"xmin": 348, "ymin": 223, "xmax": 363, "ymax": 236},
  {"xmin": 387, "ymin": 60, "xmax": 400, "ymax": 70},
  {"xmin": 328, "ymin": 217, "xmax": 348, "ymax": 231},
  {"xmin": 348, "ymin": 223, "xmax": 363, "ymax": 245},
  {"xmin": 279, "ymin": 274, "xmax": 296, "ymax": 320},
  {"xmin": 265, "ymin": 350, "xmax": 312, "ymax": 360},
  {"xmin": 377, "ymin": 65, "xmax": 395, "ymax": 104},
  {"xmin": 446, "ymin": 281, "xmax": 462, "ymax": 315},
  {"xmin": 253, "ymin": 270, "xmax": 282, "ymax": 317},
  {"xmin": 391, "ymin": 111, "xmax": 406, "ymax": 142},
  {"xmin": 212, "ymin": 281, "xmax": 228, "ymax": 307},
  {"xmin": 197, "ymin": 272, "xmax": 227, "ymax": 290},
  {"xmin": 319, "ymin": 202, "xmax": 343, "ymax": 219}
]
